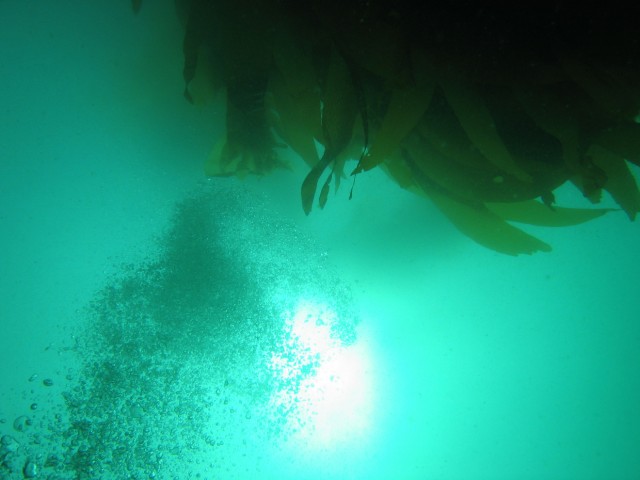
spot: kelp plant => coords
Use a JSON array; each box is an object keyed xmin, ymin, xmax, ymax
[{"xmin": 137, "ymin": 1, "xmax": 640, "ymax": 255}]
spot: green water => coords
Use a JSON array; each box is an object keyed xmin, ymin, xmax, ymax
[{"xmin": 1, "ymin": 1, "xmax": 639, "ymax": 479}]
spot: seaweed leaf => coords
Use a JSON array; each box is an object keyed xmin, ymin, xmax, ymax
[
  {"xmin": 301, "ymin": 48, "xmax": 357, "ymax": 214},
  {"xmin": 440, "ymin": 78, "xmax": 532, "ymax": 182},
  {"xmin": 593, "ymin": 122, "xmax": 640, "ymax": 167},
  {"xmin": 428, "ymin": 189, "xmax": 552, "ymax": 255},
  {"xmin": 301, "ymin": 151, "xmax": 332, "ymax": 214},
  {"xmin": 403, "ymin": 151, "xmax": 551, "ymax": 255},
  {"xmin": 319, "ymin": 173, "xmax": 332, "ymax": 209},
  {"xmin": 559, "ymin": 51, "xmax": 639, "ymax": 120},
  {"xmin": 514, "ymin": 85, "xmax": 581, "ymax": 171},
  {"xmin": 268, "ymin": 70, "xmax": 320, "ymax": 168},
  {"xmin": 357, "ymin": 82, "xmax": 435, "ymax": 172},
  {"xmin": 487, "ymin": 200, "xmax": 613, "ymax": 226},
  {"xmin": 588, "ymin": 145, "xmax": 640, "ymax": 220}
]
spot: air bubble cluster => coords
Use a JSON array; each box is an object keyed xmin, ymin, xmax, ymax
[{"xmin": 0, "ymin": 186, "xmax": 357, "ymax": 479}]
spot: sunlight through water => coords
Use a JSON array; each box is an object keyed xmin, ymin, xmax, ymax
[{"xmin": 268, "ymin": 300, "xmax": 376, "ymax": 451}]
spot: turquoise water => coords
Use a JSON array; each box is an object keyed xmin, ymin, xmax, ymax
[{"xmin": 1, "ymin": 1, "xmax": 639, "ymax": 479}]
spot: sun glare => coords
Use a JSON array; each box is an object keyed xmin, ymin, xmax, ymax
[{"xmin": 268, "ymin": 300, "xmax": 376, "ymax": 450}]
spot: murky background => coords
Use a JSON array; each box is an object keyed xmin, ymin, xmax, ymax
[{"xmin": 1, "ymin": 1, "xmax": 639, "ymax": 479}]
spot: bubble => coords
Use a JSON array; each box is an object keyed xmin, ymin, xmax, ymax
[
  {"xmin": 23, "ymin": 459, "xmax": 38, "ymax": 478},
  {"xmin": 13, "ymin": 415, "xmax": 29, "ymax": 432},
  {"xmin": 1, "ymin": 450, "xmax": 22, "ymax": 474},
  {"xmin": 28, "ymin": 374, "xmax": 38, "ymax": 382},
  {"xmin": 1, "ymin": 434, "xmax": 19, "ymax": 452},
  {"xmin": 2, "ymin": 187, "xmax": 360, "ymax": 478}
]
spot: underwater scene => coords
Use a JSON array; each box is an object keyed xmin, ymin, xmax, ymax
[{"xmin": 1, "ymin": 1, "xmax": 639, "ymax": 479}]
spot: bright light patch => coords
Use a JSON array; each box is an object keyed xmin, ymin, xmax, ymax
[{"xmin": 268, "ymin": 300, "xmax": 375, "ymax": 450}]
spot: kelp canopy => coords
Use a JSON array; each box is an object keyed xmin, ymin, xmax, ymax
[{"xmin": 138, "ymin": 1, "xmax": 640, "ymax": 254}]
